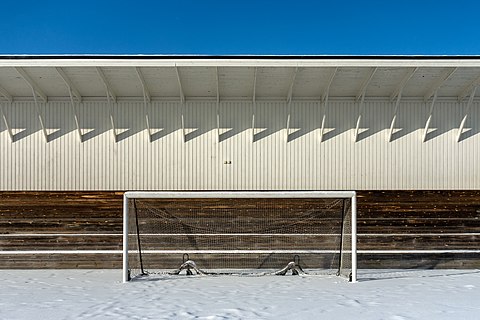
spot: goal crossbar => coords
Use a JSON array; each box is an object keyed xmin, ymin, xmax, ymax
[{"xmin": 123, "ymin": 191, "xmax": 357, "ymax": 283}]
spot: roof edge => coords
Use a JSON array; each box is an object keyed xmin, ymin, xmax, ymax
[{"xmin": 1, "ymin": 54, "xmax": 480, "ymax": 60}]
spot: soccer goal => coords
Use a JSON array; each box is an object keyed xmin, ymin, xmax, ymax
[{"xmin": 123, "ymin": 191, "xmax": 357, "ymax": 283}]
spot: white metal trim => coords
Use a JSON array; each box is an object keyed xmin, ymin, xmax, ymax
[
  {"xmin": 125, "ymin": 250, "xmax": 344, "ymax": 254},
  {"xmin": 123, "ymin": 193, "xmax": 129, "ymax": 283},
  {"xmin": 124, "ymin": 191, "xmax": 356, "ymax": 199},
  {"xmin": 351, "ymin": 193, "xmax": 357, "ymax": 282},
  {"xmin": 4, "ymin": 58, "xmax": 480, "ymax": 68}
]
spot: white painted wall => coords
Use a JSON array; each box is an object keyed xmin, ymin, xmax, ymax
[{"xmin": 0, "ymin": 99, "xmax": 478, "ymax": 190}]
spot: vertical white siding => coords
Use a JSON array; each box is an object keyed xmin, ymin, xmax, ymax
[{"xmin": 0, "ymin": 99, "xmax": 478, "ymax": 190}]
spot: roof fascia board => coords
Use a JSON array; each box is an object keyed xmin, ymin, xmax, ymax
[{"xmin": 2, "ymin": 59, "xmax": 480, "ymax": 68}]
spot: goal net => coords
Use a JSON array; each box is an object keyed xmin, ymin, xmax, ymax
[{"xmin": 123, "ymin": 191, "xmax": 357, "ymax": 282}]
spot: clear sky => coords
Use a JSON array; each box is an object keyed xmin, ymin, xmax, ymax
[{"xmin": 1, "ymin": 0, "xmax": 479, "ymax": 55}]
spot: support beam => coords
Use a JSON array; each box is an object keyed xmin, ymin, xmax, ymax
[
  {"xmin": 135, "ymin": 68, "xmax": 152, "ymax": 142},
  {"xmin": 390, "ymin": 67, "xmax": 418, "ymax": 101},
  {"xmin": 354, "ymin": 68, "xmax": 376, "ymax": 141},
  {"xmin": 285, "ymin": 67, "xmax": 298, "ymax": 141},
  {"xmin": 457, "ymin": 86, "xmax": 477, "ymax": 142},
  {"xmin": 175, "ymin": 66, "xmax": 186, "ymax": 142},
  {"xmin": 15, "ymin": 67, "xmax": 48, "ymax": 102},
  {"xmin": 0, "ymin": 101, "xmax": 14, "ymax": 141},
  {"xmin": 68, "ymin": 86, "xmax": 83, "ymax": 142},
  {"xmin": 252, "ymin": 67, "xmax": 257, "ymax": 142},
  {"xmin": 320, "ymin": 68, "xmax": 337, "ymax": 142},
  {"xmin": 388, "ymin": 91, "xmax": 403, "ymax": 142},
  {"xmin": 216, "ymin": 67, "xmax": 220, "ymax": 142},
  {"xmin": 57, "ymin": 67, "xmax": 83, "ymax": 142},
  {"xmin": 0, "ymin": 85, "xmax": 13, "ymax": 103},
  {"xmin": 31, "ymin": 87, "xmax": 48, "ymax": 142},
  {"xmin": 96, "ymin": 67, "xmax": 117, "ymax": 103},
  {"xmin": 355, "ymin": 67, "xmax": 377, "ymax": 101},
  {"xmin": 354, "ymin": 94, "xmax": 366, "ymax": 142},
  {"xmin": 55, "ymin": 67, "xmax": 82, "ymax": 102},
  {"xmin": 423, "ymin": 68, "xmax": 457, "ymax": 102},
  {"xmin": 423, "ymin": 90, "xmax": 438, "ymax": 142},
  {"xmin": 387, "ymin": 68, "xmax": 418, "ymax": 142},
  {"xmin": 135, "ymin": 67, "xmax": 151, "ymax": 102},
  {"xmin": 175, "ymin": 66, "xmax": 185, "ymax": 103},
  {"xmin": 142, "ymin": 96, "xmax": 152, "ymax": 143},
  {"xmin": 458, "ymin": 74, "xmax": 480, "ymax": 102},
  {"xmin": 106, "ymin": 88, "xmax": 117, "ymax": 143},
  {"xmin": 97, "ymin": 67, "xmax": 117, "ymax": 142},
  {"xmin": 286, "ymin": 67, "xmax": 298, "ymax": 105}
]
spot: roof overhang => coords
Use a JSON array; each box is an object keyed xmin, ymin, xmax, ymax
[{"xmin": 1, "ymin": 55, "xmax": 480, "ymax": 102}]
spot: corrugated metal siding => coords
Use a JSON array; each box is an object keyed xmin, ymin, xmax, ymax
[{"xmin": 0, "ymin": 100, "xmax": 478, "ymax": 190}]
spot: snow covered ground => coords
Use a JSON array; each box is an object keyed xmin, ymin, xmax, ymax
[{"xmin": 1, "ymin": 269, "xmax": 480, "ymax": 320}]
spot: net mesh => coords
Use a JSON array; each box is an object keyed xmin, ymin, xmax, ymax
[{"xmin": 127, "ymin": 197, "xmax": 352, "ymax": 280}]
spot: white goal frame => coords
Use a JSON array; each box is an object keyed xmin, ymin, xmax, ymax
[{"xmin": 123, "ymin": 191, "xmax": 357, "ymax": 283}]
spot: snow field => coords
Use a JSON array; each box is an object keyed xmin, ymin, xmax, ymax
[{"xmin": 1, "ymin": 269, "xmax": 479, "ymax": 320}]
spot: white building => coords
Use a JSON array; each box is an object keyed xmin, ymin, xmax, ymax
[
  {"xmin": 1, "ymin": 56, "xmax": 479, "ymax": 190},
  {"xmin": 0, "ymin": 56, "xmax": 479, "ymax": 270}
]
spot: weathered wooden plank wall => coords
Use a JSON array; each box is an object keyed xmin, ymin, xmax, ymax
[{"xmin": 0, "ymin": 191, "xmax": 479, "ymax": 269}]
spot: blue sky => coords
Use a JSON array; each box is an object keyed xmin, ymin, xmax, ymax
[{"xmin": 1, "ymin": 0, "xmax": 479, "ymax": 55}]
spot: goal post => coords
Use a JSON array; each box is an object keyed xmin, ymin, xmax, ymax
[{"xmin": 123, "ymin": 191, "xmax": 357, "ymax": 283}]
